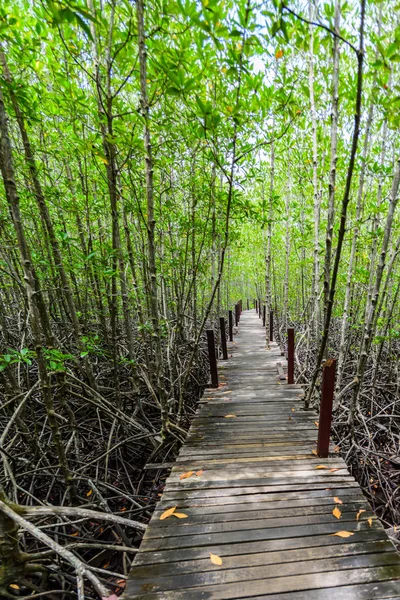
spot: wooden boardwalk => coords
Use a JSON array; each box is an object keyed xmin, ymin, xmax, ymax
[{"xmin": 125, "ymin": 311, "xmax": 400, "ymax": 599}]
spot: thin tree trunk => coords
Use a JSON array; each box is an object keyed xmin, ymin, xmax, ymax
[
  {"xmin": 323, "ymin": 0, "xmax": 340, "ymax": 318},
  {"xmin": 305, "ymin": 0, "xmax": 366, "ymax": 408}
]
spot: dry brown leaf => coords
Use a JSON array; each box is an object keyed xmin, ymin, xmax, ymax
[
  {"xmin": 210, "ymin": 552, "xmax": 223, "ymax": 566},
  {"xmin": 291, "ymin": 408, "xmax": 295, "ymax": 412},
  {"xmin": 312, "ymin": 449, "xmax": 318, "ymax": 456},
  {"xmin": 180, "ymin": 471, "xmax": 194, "ymax": 480},
  {"xmin": 329, "ymin": 468, "xmax": 340, "ymax": 473},
  {"xmin": 196, "ymin": 470, "xmax": 204, "ymax": 477},
  {"xmin": 314, "ymin": 421, "xmax": 319, "ymax": 428},
  {"xmin": 315, "ymin": 465, "xmax": 329, "ymax": 469},
  {"xmin": 333, "ymin": 496, "xmax": 343, "ymax": 505},
  {"xmin": 160, "ymin": 506, "xmax": 176, "ymax": 520},
  {"xmin": 70, "ymin": 530, "xmax": 79, "ymax": 537},
  {"xmin": 333, "ymin": 445, "xmax": 341, "ymax": 453},
  {"xmin": 173, "ymin": 512, "xmax": 188, "ymax": 519},
  {"xmin": 332, "ymin": 506, "xmax": 342, "ymax": 519},
  {"xmin": 330, "ymin": 531, "xmax": 354, "ymax": 538},
  {"xmin": 356, "ymin": 509, "xmax": 366, "ymax": 521},
  {"xmin": 224, "ymin": 414, "xmax": 237, "ymax": 418},
  {"xmin": 368, "ymin": 517, "xmax": 373, "ymax": 527}
]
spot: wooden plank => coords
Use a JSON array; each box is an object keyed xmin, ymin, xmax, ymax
[
  {"xmin": 130, "ymin": 540, "xmax": 393, "ymax": 578},
  {"xmin": 276, "ymin": 361, "xmax": 286, "ymax": 380},
  {"xmin": 126, "ymin": 566, "xmax": 400, "ymax": 598},
  {"xmin": 144, "ymin": 512, "xmax": 376, "ymax": 539},
  {"xmin": 124, "ymin": 312, "xmax": 400, "ymax": 599},
  {"xmin": 128, "ymin": 552, "xmax": 399, "ymax": 593},
  {"xmin": 139, "ymin": 519, "xmax": 383, "ymax": 552},
  {"xmin": 133, "ymin": 529, "xmax": 389, "ymax": 566}
]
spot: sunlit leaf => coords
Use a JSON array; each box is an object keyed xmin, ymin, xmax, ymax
[
  {"xmin": 330, "ymin": 531, "xmax": 354, "ymax": 538},
  {"xmin": 160, "ymin": 506, "xmax": 176, "ymax": 520},
  {"xmin": 210, "ymin": 552, "xmax": 223, "ymax": 565},
  {"xmin": 180, "ymin": 471, "xmax": 194, "ymax": 480},
  {"xmin": 356, "ymin": 509, "xmax": 366, "ymax": 521},
  {"xmin": 332, "ymin": 506, "xmax": 342, "ymax": 519}
]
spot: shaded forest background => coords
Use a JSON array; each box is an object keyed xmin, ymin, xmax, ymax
[{"xmin": 0, "ymin": 0, "xmax": 399, "ymax": 598}]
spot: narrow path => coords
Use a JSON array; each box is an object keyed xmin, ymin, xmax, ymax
[{"xmin": 125, "ymin": 311, "xmax": 400, "ymax": 599}]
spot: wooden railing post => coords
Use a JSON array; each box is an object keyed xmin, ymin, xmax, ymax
[
  {"xmin": 262, "ymin": 304, "xmax": 266, "ymax": 327},
  {"xmin": 269, "ymin": 310, "xmax": 274, "ymax": 340},
  {"xmin": 287, "ymin": 327, "xmax": 294, "ymax": 384},
  {"xmin": 228, "ymin": 310, "xmax": 233, "ymax": 341},
  {"xmin": 206, "ymin": 329, "xmax": 219, "ymax": 388},
  {"xmin": 255, "ymin": 298, "xmax": 257, "ymax": 312},
  {"xmin": 247, "ymin": 298, "xmax": 249, "ymax": 311},
  {"xmin": 317, "ymin": 358, "xmax": 336, "ymax": 457},
  {"xmin": 259, "ymin": 299, "xmax": 262, "ymax": 319},
  {"xmin": 235, "ymin": 303, "xmax": 240, "ymax": 326},
  {"xmin": 219, "ymin": 317, "xmax": 228, "ymax": 360}
]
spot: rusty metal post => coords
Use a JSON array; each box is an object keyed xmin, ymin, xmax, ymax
[
  {"xmin": 317, "ymin": 359, "xmax": 337, "ymax": 457},
  {"xmin": 219, "ymin": 317, "xmax": 228, "ymax": 360},
  {"xmin": 206, "ymin": 329, "xmax": 219, "ymax": 388},
  {"xmin": 269, "ymin": 310, "xmax": 274, "ymax": 340},
  {"xmin": 228, "ymin": 310, "xmax": 233, "ymax": 341},
  {"xmin": 287, "ymin": 327, "xmax": 294, "ymax": 384},
  {"xmin": 262, "ymin": 304, "xmax": 266, "ymax": 327}
]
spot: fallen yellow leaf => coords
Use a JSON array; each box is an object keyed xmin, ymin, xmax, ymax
[
  {"xmin": 160, "ymin": 506, "xmax": 176, "ymax": 520},
  {"xmin": 314, "ymin": 421, "xmax": 319, "ymax": 428},
  {"xmin": 329, "ymin": 468, "xmax": 340, "ymax": 473},
  {"xmin": 368, "ymin": 517, "xmax": 373, "ymax": 527},
  {"xmin": 180, "ymin": 471, "xmax": 194, "ymax": 480},
  {"xmin": 315, "ymin": 465, "xmax": 329, "ymax": 469},
  {"xmin": 173, "ymin": 512, "xmax": 188, "ymax": 519},
  {"xmin": 86, "ymin": 489, "xmax": 93, "ymax": 497},
  {"xmin": 332, "ymin": 506, "xmax": 342, "ymax": 519},
  {"xmin": 333, "ymin": 497, "xmax": 343, "ymax": 505},
  {"xmin": 330, "ymin": 531, "xmax": 354, "ymax": 538},
  {"xmin": 225, "ymin": 414, "xmax": 236, "ymax": 418},
  {"xmin": 9, "ymin": 584, "xmax": 19, "ymax": 590},
  {"xmin": 356, "ymin": 509, "xmax": 366, "ymax": 521},
  {"xmin": 333, "ymin": 446, "xmax": 341, "ymax": 453},
  {"xmin": 312, "ymin": 449, "xmax": 318, "ymax": 456},
  {"xmin": 275, "ymin": 49, "xmax": 283, "ymax": 59},
  {"xmin": 210, "ymin": 552, "xmax": 223, "ymax": 565},
  {"xmin": 196, "ymin": 470, "xmax": 204, "ymax": 477}
]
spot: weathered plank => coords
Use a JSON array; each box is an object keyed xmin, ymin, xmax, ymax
[{"xmin": 123, "ymin": 311, "xmax": 400, "ymax": 599}]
